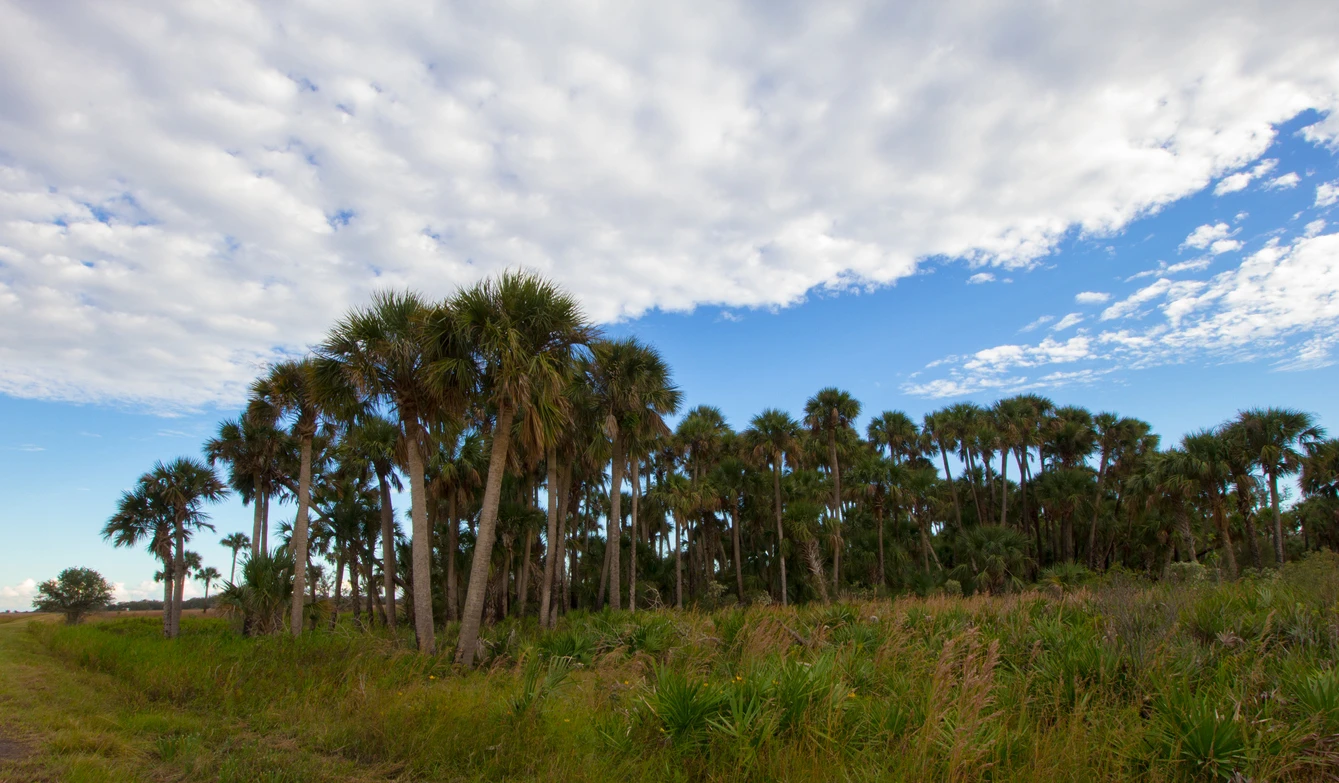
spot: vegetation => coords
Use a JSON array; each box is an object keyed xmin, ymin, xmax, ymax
[
  {"xmin": 62, "ymin": 270, "xmax": 1339, "ymax": 778},
  {"xmin": 16, "ymin": 552, "xmax": 1339, "ymax": 781},
  {"xmin": 32, "ymin": 568, "xmax": 114, "ymax": 625}
]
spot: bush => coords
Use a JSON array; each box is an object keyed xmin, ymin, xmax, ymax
[{"xmin": 33, "ymin": 567, "xmax": 115, "ymax": 624}]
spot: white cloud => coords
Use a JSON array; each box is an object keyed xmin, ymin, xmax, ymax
[
  {"xmin": 1318, "ymin": 182, "xmax": 1339, "ymax": 208},
  {"xmin": 0, "ymin": 578, "xmax": 37, "ymax": 611},
  {"xmin": 1075, "ymin": 291, "xmax": 1112, "ymax": 304},
  {"xmin": 1306, "ymin": 219, "xmax": 1327, "ymax": 237},
  {"xmin": 2, "ymin": 2, "xmax": 1339, "ymax": 407},
  {"xmin": 967, "ymin": 272, "xmax": 996, "ymax": 284},
  {"xmin": 1266, "ymin": 172, "xmax": 1300, "ymax": 189},
  {"xmin": 1214, "ymin": 172, "xmax": 1253, "ymax": 195},
  {"xmin": 1051, "ymin": 312, "xmax": 1085, "ymax": 331},
  {"xmin": 909, "ymin": 230, "xmax": 1339, "ymax": 395},
  {"xmin": 1209, "ymin": 238, "xmax": 1243, "ymax": 255},
  {"xmin": 1019, "ymin": 314, "xmax": 1055, "ymax": 332},
  {"xmin": 1183, "ymin": 222, "xmax": 1234, "ymax": 249},
  {"xmin": 1126, "ymin": 257, "xmax": 1213, "ymax": 281}
]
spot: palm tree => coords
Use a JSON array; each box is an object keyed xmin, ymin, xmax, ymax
[
  {"xmin": 220, "ymin": 532, "xmax": 250, "ymax": 583},
  {"xmin": 103, "ymin": 481, "xmax": 175, "ymax": 635},
  {"xmin": 205, "ymin": 416, "xmax": 286, "ymax": 557},
  {"xmin": 1237, "ymin": 408, "xmax": 1326, "ymax": 564},
  {"xmin": 923, "ymin": 410, "xmax": 965, "ymax": 531},
  {"xmin": 584, "ymin": 338, "xmax": 682, "ymax": 611},
  {"xmin": 249, "ymin": 358, "xmax": 323, "ymax": 637},
  {"xmin": 342, "ymin": 413, "xmax": 405, "ymax": 630},
  {"xmin": 197, "ymin": 566, "xmax": 221, "ymax": 613},
  {"xmin": 1182, "ymin": 429, "xmax": 1239, "ymax": 578},
  {"xmin": 443, "ymin": 272, "xmax": 594, "ymax": 667},
  {"xmin": 803, "ymin": 388, "xmax": 861, "ymax": 593},
  {"xmin": 318, "ymin": 291, "xmax": 448, "ymax": 648},
  {"xmin": 149, "ymin": 457, "xmax": 228, "ymax": 637},
  {"xmin": 744, "ymin": 409, "xmax": 801, "ymax": 606}
]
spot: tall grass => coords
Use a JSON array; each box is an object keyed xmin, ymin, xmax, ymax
[{"xmin": 33, "ymin": 551, "xmax": 1339, "ymax": 781}]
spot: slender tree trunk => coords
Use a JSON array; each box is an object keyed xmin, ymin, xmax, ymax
[
  {"xmin": 999, "ymin": 449, "xmax": 1010, "ymax": 530},
  {"xmin": 331, "ymin": 553, "xmax": 344, "ymax": 629},
  {"xmin": 309, "ymin": 569, "xmax": 319, "ymax": 631},
  {"xmin": 965, "ymin": 449, "xmax": 985, "ymax": 524},
  {"xmin": 629, "ymin": 457, "xmax": 640, "ymax": 612},
  {"xmin": 261, "ymin": 493, "xmax": 270, "ymax": 554},
  {"xmin": 447, "ymin": 492, "xmax": 459, "ymax": 622},
  {"xmin": 350, "ymin": 551, "xmax": 361, "ymax": 626},
  {"xmin": 1087, "ymin": 451, "xmax": 1108, "ymax": 569},
  {"xmin": 456, "ymin": 402, "xmax": 515, "ymax": 666},
  {"xmin": 674, "ymin": 511, "xmax": 684, "ymax": 610},
  {"xmin": 773, "ymin": 460, "xmax": 787, "ymax": 607},
  {"xmin": 731, "ymin": 491, "xmax": 745, "ymax": 604},
  {"xmin": 518, "ymin": 528, "xmax": 532, "ymax": 616},
  {"xmin": 607, "ymin": 425, "xmax": 624, "ymax": 611},
  {"xmin": 806, "ymin": 538, "xmax": 830, "ymax": 603},
  {"xmin": 539, "ymin": 447, "xmax": 559, "ymax": 628},
  {"xmin": 160, "ymin": 556, "xmax": 173, "ymax": 638},
  {"xmin": 940, "ymin": 444, "xmax": 964, "ymax": 531},
  {"xmin": 1269, "ymin": 471, "xmax": 1285, "ymax": 565},
  {"xmin": 252, "ymin": 474, "xmax": 265, "ymax": 558},
  {"xmin": 1213, "ymin": 492, "xmax": 1238, "ymax": 579},
  {"xmin": 401, "ymin": 418, "xmax": 435, "ymax": 652},
  {"xmin": 289, "ymin": 433, "xmax": 314, "ymax": 637},
  {"xmin": 828, "ymin": 432, "xmax": 842, "ymax": 594},
  {"xmin": 172, "ymin": 516, "xmax": 186, "ymax": 638},
  {"xmin": 229, "ymin": 550, "xmax": 239, "ymax": 585},
  {"xmin": 1235, "ymin": 477, "xmax": 1262, "ymax": 570},
  {"xmin": 377, "ymin": 467, "xmax": 397, "ymax": 630},
  {"xmin": 876, "ymin": 503, "xmax": 885, "ymax": 587}
]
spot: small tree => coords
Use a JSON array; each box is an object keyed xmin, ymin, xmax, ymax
[{"xmin": 34, "ymin": 567, "xmax": 115, "ymax": 624}]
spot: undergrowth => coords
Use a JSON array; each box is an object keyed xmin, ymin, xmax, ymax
[{"xmin": 32, "ymin": 551, "xmax": 1339, "ymax": 781}]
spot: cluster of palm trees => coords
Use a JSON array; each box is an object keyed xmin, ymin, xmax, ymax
[{"xmin": 102, "ymin": 272, "xmax": 1339, "ymax": 663}]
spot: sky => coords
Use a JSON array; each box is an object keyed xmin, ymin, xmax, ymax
[{"xmin": 3, "ymin": 0, "xmax": 1339, "ymax": 610}]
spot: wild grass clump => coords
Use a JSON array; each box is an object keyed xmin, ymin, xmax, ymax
[{"xmin": 32, "ymin": 550, "xmax": 1339, "ymax": 781}]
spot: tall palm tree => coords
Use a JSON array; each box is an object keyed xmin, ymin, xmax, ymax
[
  {"xmin": 150, "ymin": 457, "xmax": 228, "ymax": 637},
  {"xmin": 1237, "ymin": 408, "xmax": 1326, "ymax": 564},
  {"xmin": 197, "ymin": 566, "xmax": 221, "ymax": 613},
  {"xmin": 249, "ymin": 358, "xmax": 323, "ymax": 637},
  {"xmin": 584, "ymin": 338, "xmax": 682, "ymax": 611},
  {"xmin": 443, "ymin": 272, "xmax": 593, "ymax": 667},
  {"xmin": 923, "ymin": 410, "xmax": 965, "ymax": 531},
  {"xmin": 220, "ymin": 532, "xmax": 250, "ymax": 583},
  {"xmin": 744, "ymin": 409, "xmax": 801, "ymax": 606},
  {"xmin": 803, "ymin": 388, "xmax": 861, "ymax": 593},
  {"xmin": 318, "ymin": 291, "xmax": 447, "ymax": 649},
  {"xmin": 1182, "ymin": 429, "xmax": 1239, "ymax": 578},
  {"xmin": 204, "ymin": 416, "xmax": 286, "ymax": 556},
  {"xmin": 103, "ymin": 480, "xmax": 175, "ymax": 635},
  {"xmin": 1220, "ymin": 421, "xmax": 1265, "ymax": 569},
  {"xmin": 1085, "ymin": 413, "xmax": 1122, "ymax": 569}
]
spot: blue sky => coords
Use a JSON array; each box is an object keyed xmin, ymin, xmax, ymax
[{"xmin": 3, "ymin": 1, "xmax": 1339, "ymax": 608}]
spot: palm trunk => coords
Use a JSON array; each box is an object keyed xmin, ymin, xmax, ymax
[
  {"xmin": 350, "ymin": 551, "xmax": 361, "ymax": 626},
  {"xmin": 229, "ymin": 550, "xmax": 239, "ymax": 585},
  {"xmin": 939, "ymin": 443, "xmax": 964, "ymax": 531},
  {"xmin": 252, "ymin": 474, "xmax": 265, "ymax": 558},
  {"xmin": 404, "ymin": 418, "xmax": 435, "ymax": 653},
  {"xmin": 1213, "ymin": 492, "xmax": 1238, "ymax": 579},
  {"xmin": 875, "ymin": 502, "xmax": 885, "ymax": 587},
  {"xmin": 289, "ymin": 433, "xmax": 314, "ymax": 637},
  {"xmin": 1269, "ymin": 471, "xmax": 1285, "ymax": 565},
  {"xmin": 261, "ymin": 493, "xmax": 270, "ymax": 554},
  {"xmin": 447, "ymin": 492, "xmax": 459, "ymax": 622},
  {"xmin": 377, "ymin": 467, "xmax": 397, "ymax": 629},
  {"xmin": 203, "ymin": 583, "xmax": 210, "ymax": 614},
  {"xmin": 828, "ymin": 432, "xmax": 842, "ymax": 594},
  {"xmin": 1177, "ymin": 505, "xmax": 1198, "ymax": 563},
  {"xmin": 517, "ymin": 528, "xmax": 532, "ymax": 616},
  {"xmin": 1086, "ymin": 450, "xmax": 1108, "ymax": 569},
  {"xmin": 456, "ymin": 402, "xmax": 515, "ymax": 667},
  {"xmin": 731, "ymin": 491, "xmax": 744, "ymax": 604},
  {"xmin": 674, "ymin": 511, "xmax": 684, "ymax": 609},
  {"xmin": 539, "ymin": 447, "xmax": 559, "ymax": 627},
  {"xmin": 806, "ymin": 538, "xmax": 830, "ymax": 603},
  {"xmin": 607, "ymin": 425, "xmax": 624, "ymax": 611},
  {"xmin": 999, "ymin": 449, "xmax": 1010, "ymax": 530},
  {"xmin": 773, "ymin": 460, "xmax": 787, "ymax": 607},
  {"xmin": 331, "ymin": 553, "xmax": 344, "ymax": 629},
  {"xmin": 629, "ymin": 457, "xmax": 640, "ymax": 612},
  {"xmin": 161, "ymin": 559, "xmax": 173, "ymax": 638},
  {"xmin": 964, "ymin": 449, "xmax": 985, "ymax": 524},
  {"xmin": 172, "ymin": 515, "xmax": 186, "ymax": 638},
  {"xmin": 1235, "ymin": 477, "xmax": 1262, "ymax": 569}
]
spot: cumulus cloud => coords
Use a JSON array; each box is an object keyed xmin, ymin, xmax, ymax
[
  {"xmin": 1, "ymin": 2, "xmax": 1339, "ymax": 407},
  {"xmin": 1319, "ymin": 182, "xmax": 1339, "ymax": 208},
  {"xmin": 967, "ymin": 272, "xmax": 996, "ymax": 284},
  {"xmin": 0, "ymin": 578, "xmax": 37, "ymax": 611},
  {"xmin": 1075, "ymin": 291, "xmax": 1112, "ymax": 304},
  {"xmin": 1183, "ymin": 222, "xmax": 1234, "ymax": 249},
  {"xmin": 1051, "ymin": 312, "xmax": 1085, "ymax": 331},
  {"xmin": 1267, "ymin": 172, "xmax": 1300, "ymax": 189},
  {"xmin": 1126, "ymin": 257, "xmax": 1213, "ymax": 281},
  {"xmin": 1213, "ymin": 158, "xmax": 1279, "ymax": 195},
  {"xmin": 908, "ymin": 230, "xmax": 1339, "ymax": 395}
]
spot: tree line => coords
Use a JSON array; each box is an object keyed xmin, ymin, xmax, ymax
[{"xmin": 101, "ymin": 272, "xmax": 1339, "ymax": 665}]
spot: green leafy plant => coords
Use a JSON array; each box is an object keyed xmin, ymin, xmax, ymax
[{"xmin": 33, "ymin": 567, "xmax": 116, "ymax": 625}]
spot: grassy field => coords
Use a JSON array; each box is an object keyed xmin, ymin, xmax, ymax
[{"xmin": 4, "ymin": 555, "xmax": 1339, "ymax": 782}]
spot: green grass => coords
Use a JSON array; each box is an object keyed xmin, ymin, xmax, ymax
[{"xmin": 9, "ymin": 552, "xmax": 1339, "ymax": 781}]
